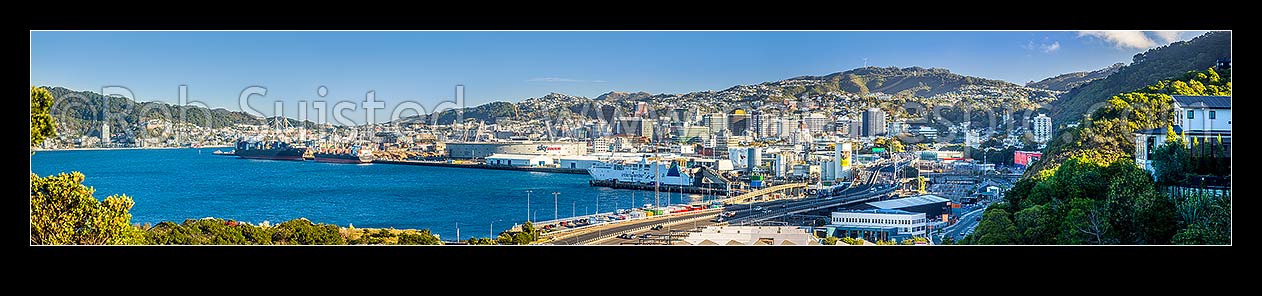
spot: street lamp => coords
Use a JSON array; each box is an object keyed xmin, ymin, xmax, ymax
[
  {"xmin": 554, "ymin": 192, "xmax": 561, "ymax": 221},
  {"xmin": 527, "ymin": 190, "xmax": 538, "ymax": 223}
]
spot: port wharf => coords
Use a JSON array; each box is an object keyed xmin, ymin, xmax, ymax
[{"xmin": 372, "ymin": 159, "xmax": 589, "ymax": 174}]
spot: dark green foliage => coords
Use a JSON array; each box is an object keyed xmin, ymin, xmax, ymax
[
  {"xmin": 1013, "ymin": 204, "xmax": 1057, "ymax": 244},
  {"xmin": 1050, "ymin": 31, "xmax": 1231, "ymax": 124},
  {"xmin": 273, "ymin": 218, "xmax": 345, "ymax": 245},
  {"xmin": 145, "ymin": 218, "xmax": 345, "ymax": 245},
  {"xmin": 1151, "ymin": 128, "xmax": 1190, "ymax": 186},
  {"xmin": 1172, "ymin": 192, "xmax": 1231, "ymax": 245},
  {"xmin": 970, "ymin": 208, "xmax": 1017, "ymax": 245},
  {"xmin": 973, "ymin": 154, "xmax": 1196, "ymax": 245}
]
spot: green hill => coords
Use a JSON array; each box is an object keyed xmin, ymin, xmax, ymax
[
  {"xmin": 43, "ymin": 86, "xmax": 314, "ymax": 137},
  {"xmin": 1048, "ymin": 31, "xmax": 1231, "ymax": 125}
]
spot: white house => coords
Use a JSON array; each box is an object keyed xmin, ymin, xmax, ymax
[{"xmin": 1134, "ymin": 95, "xmax": 1231, "ymax": 173}]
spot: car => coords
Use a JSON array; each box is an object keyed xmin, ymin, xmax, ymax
[
  {"xmin": 651, "ymin": 225, "xmax": 663, "ymax": 230},
  {"xmin": 639, "ymin": 233, "xmax": 653, "ymax": 239},
  {"xmin": 753, "ymin": 206, "xmax": 763, "ymax": 211},
  {"xmin": 711, "ymin": 217, "xmax": 725, "ymax": 222},
  {"xmin": 617, "ymin": 233, "xmax": 634, "ymax": 239}
]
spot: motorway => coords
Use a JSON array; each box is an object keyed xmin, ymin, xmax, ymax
[
  {"xmin": 573, "ymin": 152, "xmax": 917, "ymax": 245},
  {"xmin": 937, "ymin": 202, "xmax": 989, "ymax": 243},
  {"xmin": 544, "ymin": 209, "xmax": 720, "ymax": 245}
]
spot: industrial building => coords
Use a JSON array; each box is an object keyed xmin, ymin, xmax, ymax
[
  {"xmin": 859, "ymin": 194, "xmax": 950, "ymax": 219},
  {"xmin": 820, "ymin": 209, "xmax": 928, "ymax": 242},
  {"xmin": 558, "ymin": 156, "xmax": 602, "ymax": 170},
  {"xmin": 445, "ymin": 141, "xmax": 587, "ymax": 159},
  {"xmin": 485, "ymin": 154, "xmax": 554, "ymax": 167}
]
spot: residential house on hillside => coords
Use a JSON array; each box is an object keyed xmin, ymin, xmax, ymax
[{"xmin": 1134, "ymin": 95, "xmax": 1231, "ymax": 173}]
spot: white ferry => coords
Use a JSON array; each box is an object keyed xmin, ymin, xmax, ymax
[{"xmin": 587, "ymin": 158, "xmax": 695, "ymax": 186}]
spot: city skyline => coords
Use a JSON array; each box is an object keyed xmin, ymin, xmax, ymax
[{"xmin": 31, "ymin": 30, "xmax": 1206, "ymax": 124}]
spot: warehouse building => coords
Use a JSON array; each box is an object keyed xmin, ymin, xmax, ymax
[{"xmin": 859, "ymin": 194, "xmax": 950, "ymax": 218}]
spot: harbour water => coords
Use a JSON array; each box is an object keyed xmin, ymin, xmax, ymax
[{"xmin": 30, "ymin": 148, "xmax": 718, "ymax": 240}]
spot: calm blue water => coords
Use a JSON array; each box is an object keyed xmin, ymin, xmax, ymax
[{"xmin": 31, "ymin": 148, "xmax": 714, "ymax": 240}]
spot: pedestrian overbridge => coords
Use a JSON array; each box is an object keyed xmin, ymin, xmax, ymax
[{"xmin": 718, "ymin": 183, "xmax": 808, "ymax": 205}]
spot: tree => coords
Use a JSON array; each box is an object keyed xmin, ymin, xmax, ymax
[
  {"xmin": 888, "ymin": 138, "xmax": 905, "ymax": 153},
  {"xmin": 823, "ymin": 236, "xmax": 839, "ymax": 245},
  {"xmin": 398, "ymin": 230, "xmax": 443, "ymax": 245},
  {"xmin": 30, "ymin": 172, "xmax": 144, "ymax": 245},
  {"xmin": 1013, "ymin": 204, "xmax": 1057, "ymax": 245},
  {"xmin": 1060, "ymin": 198, "xmax": 1115, "ymax": 245},
  {"xmin": 972, "ymin": 208, "xmax": 1017, "ymax": 245},
  {"xmin": 839, "ymin": 237, "xmax": 863, "ymax": 245},
  {"xmin": 31, "ymin": 86, "xmax": 57, "ymax": 148},
  {"xmin": 1151, "ymin": 126, "xmax": 1189, "ymax": 186},
  {"xmin": 1172, "ymin": 192, "xmax": 1231, "ymax": 245},
  {"xmin": 466, "ymin": 237, "xmax": 497, "ymax": 245},
  {"xmin": 272, "ymin": 218, "xmax": 344, "ymax": 245}
]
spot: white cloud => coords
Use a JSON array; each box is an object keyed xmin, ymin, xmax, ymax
[
  {"xmin": 1078, "ymin": 31, "xmax": 1156, "ymax": 49},
  {"xmin": 527, "ymin": 77, "xmax": 584, "ymax": 82},
  {"xmin": 1150, "ymin": 31, "xmax": 1182, "ymax": 44},
  {"xmin": 1042, "ymin": 41, "xmax": 1060, "ymax": 53},
  {"xmin": 1024, "ymin": 40, "xmax": 1059, "ymax": 54}
]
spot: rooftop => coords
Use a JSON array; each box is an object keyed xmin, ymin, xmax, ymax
[
  {"xmin": 865, "ymin": 194, "xmax": 950, "ymax": 209},
  {"xmin": 1173, "ymin": 95, "xmax": 1231, "ymax": 109},
  {"xmin": 839, "ymin": 208, "xmax": 916, "ymax": 215}
]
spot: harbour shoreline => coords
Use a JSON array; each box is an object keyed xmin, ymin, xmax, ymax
[
  {"xmin": 372, "ymin": 159, "xmax": 588, "ymax": 175},
  {"xmin": 32, "ymin": 145, "xmax": 233, "ymax": 152}
]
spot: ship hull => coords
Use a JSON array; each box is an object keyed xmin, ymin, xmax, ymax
[
  {"xmin": 588, "ymin": 161, "xmax": 694, "ymax": 186},
  {"xmin": 313, "ymin": 154, "xmax": 372, "ymax": 164},
  {"xmin": 235, "ymin": 148, "xmax": 307, "ymax": 161}
]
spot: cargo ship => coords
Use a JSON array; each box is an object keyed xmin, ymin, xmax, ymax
[
  {"xmin": 312, "ymin": 143, "xmax": 375, "ymax": 164},
  {"xmin": 234, "ymin": 139, "xmax": 307, "ymax": 161},
  {"xmin": 588, "ymin": 158, "xmax": 694, "ymax": 186}
]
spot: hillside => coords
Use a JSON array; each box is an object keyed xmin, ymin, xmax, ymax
[
  {"xmin": 784, "ymin": 66, "xmax": 1030, "ymax": 98},
  {"xmin": 595, "ymin": 91, "xmax": 652, "ymax": 101},
  {"xmin": 1026, "ymin": 63, "xmax": 1124, "ymax": 91},
  {"xmin": 1049, "ymin": 31, "xmax": 1232, "ymax": 125},
  {"xmin": 43, "ymin": 86, "xmax": 317, "ymax": 138},
  {"xmin": 403, "ymin": 66, "xmax": 1060, "ymax": 130}
]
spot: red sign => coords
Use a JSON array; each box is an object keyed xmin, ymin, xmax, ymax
[{"xmin": 1014, "ymin": 151, "xmax": 1043, "ymax": 166}]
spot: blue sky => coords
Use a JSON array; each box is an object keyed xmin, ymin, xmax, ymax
[{"xmin": 30, "ymin": 31, "xmax": 1209, "ymax": 124}]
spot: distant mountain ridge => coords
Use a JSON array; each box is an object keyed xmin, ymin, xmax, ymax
[
  {"xmin": 1027, "ymin": 63, "xmax": 1124, "ymax": 91},
  {"xmin": 414, "ymin": 66, "xmax": 1060, "ymax": 125},
  {"xmin": 784, "ymin": 66, "xmax": 1024, "ymax": 98},
  {"xmin": 43, "ymin": 86, "xmax": 313, "ymax": 138}
]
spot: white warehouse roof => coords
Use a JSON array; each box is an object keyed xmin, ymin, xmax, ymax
[{"xmin": 865, "ymin": 194, "xmax": 950, "ymax": 209}]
